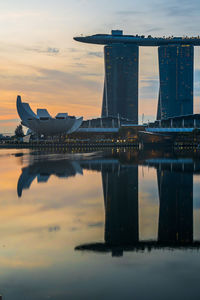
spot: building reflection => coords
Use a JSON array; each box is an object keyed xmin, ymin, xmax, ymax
[
  {"xmin": 17, "ymin": 159, "xmax": 83, "ymax": 197},
  {"xmin": 16, "ymin": 151, "xmax": 200, "ymax": 254},
  {"xmin": 76, "ymin": 155, "xmax": 200, "ymax": 255},
  {"xmin": 102, "ymin": 165, "xmax": 138, "ymax": 246},
  {"xmin": 157, "ymin": 169, "xmax": 193, "ymax": 243}
]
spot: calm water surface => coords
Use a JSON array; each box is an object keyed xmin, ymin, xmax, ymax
[{"xmin": 0, "ymin": 148, "xmax": 200, "ymax": 300}]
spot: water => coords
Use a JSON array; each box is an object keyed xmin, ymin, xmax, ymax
[{"xmin": 0, "ymin": 148, "xmax": 200, "ymax": 300}]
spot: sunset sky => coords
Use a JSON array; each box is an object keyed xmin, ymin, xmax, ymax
[{"xmin": 1, "ymin": 0, "xmax": 200, "ymax": 133}]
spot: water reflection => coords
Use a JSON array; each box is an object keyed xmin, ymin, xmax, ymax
[
  {"xmin": 17, "ymin": 159, "xmax": 83, "ymax": 197},
  {"xmin": 102, "ymin": 165, "xmax": 138, "ymax": 247},
  {"xmin": 75, "ymin": 152, "xmax": 200, "ymax": 255},
  {"xmin": 16, "ymin": 150, "xmax": 200, "ymax": 255},
  {"xmin": 1, "ymin": 149, "xmax": 200, "ymax": 299},
  {"xmin": 157, "ymin": 169, "xmax": 193, "ymax": 243}
]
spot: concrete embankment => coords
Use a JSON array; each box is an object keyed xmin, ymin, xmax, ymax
[{"xmin": 0, "ymin": 141, "xmax": 139, "ymax": 150}]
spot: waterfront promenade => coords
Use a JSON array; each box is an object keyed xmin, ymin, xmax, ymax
[{"xmin": 1, "ymin": 140, "xmax": 200, "ymax": 150}]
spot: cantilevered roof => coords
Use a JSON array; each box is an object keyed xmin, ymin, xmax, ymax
[{"xmin": 74, "ymin": 31, "xmax": 200, "ymax": 46}]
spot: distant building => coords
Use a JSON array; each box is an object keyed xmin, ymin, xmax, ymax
[
  {"xmin": 16, "ymin": 95, "xmax": 83, "ymax": 136},
  {"xmin": 0, "ymin": 134, "xmax": 10, "ymax": 141},
  {"xmin": 74, "ymin": 31, "xmax": 199, "ymax": 122},
  {"xmin": 157, "ymin": 45, "xmax": 194, "ymax": 119},
  {"xmin": 80, "ymin": 116, "xmax": 135, "ymax": 128},
  {"xmin": 148, "ymin": 113, "xmax": 200, "ymax": 129},
  {"xmin": 69, "ymin": 117, "xmax": 141, "ymax": 141}
]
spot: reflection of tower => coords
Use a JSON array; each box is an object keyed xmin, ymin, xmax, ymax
[
  {"xmin": 157, "ymin": 45, "xmax": 194, "ymax": 120},
  {"xmin": 102, "ymin": 165, "xmax": 138, "ymax": 247},
  {"xmin": 102, "ymin": 44, "xmax": 139, "ymax": 123},
  {"xmin": 157, "ymin": 169, "xmax": 193, "ymax": 243}
]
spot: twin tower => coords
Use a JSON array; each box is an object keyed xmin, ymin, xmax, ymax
[{"xmin": 74, "ymin": 30, "xmax": 196, "ymax": 123}]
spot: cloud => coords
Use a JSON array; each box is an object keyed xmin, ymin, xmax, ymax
[
  {"xmin": 47, "ymin": 47, "xmax": 59, "ymax": 54},
  {"xmin": 165, "ymin": 5, "xmax": 197, "ymax": 17},
  {"xmin": 87, "ymin": 51, "xmax": 103, "ymax": 58},
  {"xmin": 140, "ymin": 78, "xmax": 159, "ymax": 99},
  {"xmin": 116, "ymin": 10, "xmax": 142, "ymax": 16},
  {"xmin": 26, "ymin": 46, "xmax": 60, "ymax": 55},
  {"xmin": 155, "ymin": 0, "xmax": 200, "ymax": 18},
  {"xmin": 194, "ymin": 69, "xmax": 200, "ymax": 96},
  {"xmin": 194, "ymin": 69, "xmax": 200, "ymax": 80},
  {"xmin": 48, "ymin": 225, "xmax": 60, "ymax": 232},
  {"xmin": 0, "ymin": 11, "xmax": 42, "ymax": 20},
  {"xmin": 0, "ymin": 119, "xmax": 18, "ymax": 123},
  {"xmin": 145, "ymin": 27, "xmax": 163, "ymax": 33},
  {"xmin": 87, "ymin": 222, "xmax": 104, "ymax": 228},
  {"xmin": 81, "ymin": 72, "xmax": 102, "ymax": 77},
  {"xmin": 73, "ymin": 62, "xmax": 87, "ymax": 68},
  {"xmin": 36, "ymin": 68, "xmax": 101, "ymax": 92},
  {"xmin": 0, "ymin": 67, "xmax": 102, "ymax": 95},
  {"xmin": 68, "ymin": 48, "xmax": 79, "ymax": 52}
]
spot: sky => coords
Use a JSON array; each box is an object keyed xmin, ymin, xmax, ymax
[{"xmin": 1, "ymin": 0, "xmax": 200, "ymax": 133}]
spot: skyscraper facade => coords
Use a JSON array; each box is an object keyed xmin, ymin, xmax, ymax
[
  {"xmin": 101, "ymin": 44, "xmax": 139, "ymax": 123},
  {"xmin": 157, "ymin": 45, "xmax": 194, "ymax": 120}
]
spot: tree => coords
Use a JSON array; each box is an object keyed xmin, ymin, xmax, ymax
[{"xmin": 15, "ymin": 124, "xmax": 24, "ymax": 138}]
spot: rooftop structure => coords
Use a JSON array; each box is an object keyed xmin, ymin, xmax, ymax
[
  {"xmin": 74, "ymin": 30, "xmax": 200, "ymax": 46},
  {"xmin": 80, "ymin": 116, "xmax": 135, "ymax": 128},
  {"xmin": 148, "ymin": 113, "xmax": 200, "ymax": 129}
]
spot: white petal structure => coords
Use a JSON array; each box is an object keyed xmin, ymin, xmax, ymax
[{"xmin": 17, "ymin": 95, "xmax": 83, "ymax": 135}]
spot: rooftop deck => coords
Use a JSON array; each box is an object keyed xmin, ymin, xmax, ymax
[{"xmin": 74, "ymin": 31, "xmax": 200, "ymax": 46}]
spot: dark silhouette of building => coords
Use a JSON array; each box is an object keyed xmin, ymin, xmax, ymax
[
  {"xmin": 157, "ymin": 45, "xmax": 194, "ymax": 120},
  {"xmin": 157, "ymin": 169, "xmax": 193, "ymax": 243},
  {"xmin": 74, "ymin": 31, "xmax": 199, "ymax": 122},
  {"xmin": 102, "ymin": 165, "xmax": 139, "ymax": 247},
  {"xmin": 75, "ymin": 155, "xmax": 200, "ymax": 254},
  {"xmin": 102, "ymin": 43, "xmax": 139, "ymax": 123},
  {"xmin": 17, "ymin": 159, "xmax": 83, "ymax": 197}
]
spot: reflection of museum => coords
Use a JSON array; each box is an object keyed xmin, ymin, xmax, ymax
[{"xmin": 17, "ymin": 151, "xmax": 200, "ymax": 254}]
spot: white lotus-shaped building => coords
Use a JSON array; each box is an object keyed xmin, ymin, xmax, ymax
[{"xmin": 16, "ymin": 95, "xmax": 83, "ymax": 135}]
